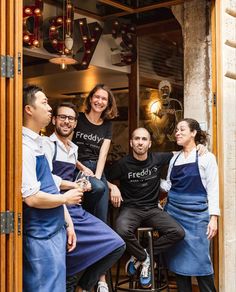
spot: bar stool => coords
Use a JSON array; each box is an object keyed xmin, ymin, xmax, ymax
[{"xmin": 114, "ymin": 227, "xmax": 169, "ymax": 292}]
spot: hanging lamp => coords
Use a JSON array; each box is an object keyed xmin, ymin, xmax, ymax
[{"xmin": 49, "ymin": 0, "xmax": 77, "ymax": 69}]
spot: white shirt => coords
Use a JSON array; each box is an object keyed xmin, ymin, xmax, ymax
[
  {"xmin": 21, "ymin": 127, "xmax": 59, "ymax": 198},
  {"xmin": 161, "ymin": 148, "xmax": 220, "ymax": 216},
  {"xmin": 43, "ymin": 133, "xmax": 78, "ymax": 189}
]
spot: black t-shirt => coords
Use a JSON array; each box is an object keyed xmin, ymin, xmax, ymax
[
  {"xmin": 72, "ymin": 112, "xmax": 112, "ymax": 162},
  {"xmin": 107, "ymin": 152, "xmax": 173, "ymax": 208}
]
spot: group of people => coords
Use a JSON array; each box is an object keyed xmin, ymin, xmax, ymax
[{"xmin": 22, "ymin": 83, "xmax": 220, "ymax": 292}]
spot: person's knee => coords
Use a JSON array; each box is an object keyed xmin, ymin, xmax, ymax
[
  {"xmin": 174, "ymin": 225, "xmax": 185, "ymax": 241},
  {"xmin": 90, "ymin": 179, "xmax": 106, "ymax": 195},
  {"xmin": 116, "ymin": 220, "xmax": 132, "ymax": 240}
]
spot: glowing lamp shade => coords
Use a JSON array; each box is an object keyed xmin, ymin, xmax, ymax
[
  {"xmin": 50, "ymin": 54, "xmax": 77, "ymax": 70},
  {"xmin": 150, "ymin": 101, "xmax": 161, "ymax": 116}
]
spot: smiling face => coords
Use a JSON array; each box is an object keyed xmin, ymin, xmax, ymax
[
  {"xmin": 175, "ymin": 121, "xmax": 197, "ymax": 147},
  {"xmin": 130, "ymin": 128, "xmax": 151, "ymax": 159},
  {"xmin": 53, "ymin": 106, "xmax": 77, "ymax": 138},
  {"xmin": 89, "ymin": 88, "xmax": 109, "ymax": 114}
]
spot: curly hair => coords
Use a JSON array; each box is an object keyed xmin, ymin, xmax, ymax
[
  {"xmin": 179, "ymin": 118, "xmax": 208, "ymax": 145},
  {"xmin": 85, "ymin": 84, "xmax": 118, "ymax": 120}
]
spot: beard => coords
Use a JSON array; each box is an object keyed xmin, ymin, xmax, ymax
[{"xmin": 55, "ymin": 125, "xmax": 73, "ymax": 138}]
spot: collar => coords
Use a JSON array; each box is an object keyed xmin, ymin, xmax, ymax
[
  {"xmin": 50, "ymin": 132, "xmax": 78, "ymax": 152},
  {"xmin": 22, "ymin": 127, "xmax": 41, "ymax": 141}
]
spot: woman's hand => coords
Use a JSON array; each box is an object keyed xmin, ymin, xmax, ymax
[
  {"xmin": 81, "ymin": 166, "xmax": 94, "ymax": 176},
  {"xmin": 110, "ymin": 184, "xmax": 123, "ymax": 208},
  {"xmin": 196, "ymin": 144, "xmax": 208, "ymax": 156},
  {"xmin": 206, "ymin": 215, "xmax": 218, "ymax": 239}
]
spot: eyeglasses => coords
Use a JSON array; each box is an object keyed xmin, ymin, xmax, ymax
[{"xmin": 56, "ymin": 114, "xmax": 76, "ymax": 122}]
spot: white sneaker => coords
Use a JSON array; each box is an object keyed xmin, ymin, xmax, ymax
[
  {"xmin": 140, "ymin": 250, "xmax": 151, "ymax": 288},
  {"xmin": 97, "ymin": 281, "xmax": 109, "ymax": 292}
]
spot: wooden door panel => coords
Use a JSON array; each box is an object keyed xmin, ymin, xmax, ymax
[{"xmin": 0, "ymin": 0, "xmax": 22, "ymax": 291}]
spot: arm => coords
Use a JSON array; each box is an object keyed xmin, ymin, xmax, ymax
[
  {"xmin": 64, "ymin": 205, "xmax": 76, "ymax": 252},
  {"xmin": 205, "ymin": 153, "xmax": 220, "ymax": 239},
  {"xmin": 76, "ymin": 160, "xmax": 94, "ymax": 176},
  {"xmin": 107, "ymin": 181, "xmax": 123, "ymax": 208},
  {"xmin": 160, "ymin": 153, "xmax": 176, "ymax": 192},
  {"xmin": 95, "ymin": 139, "xmax": 111, "ymax": 179},
  {"xmin": 23, "ymin": 188, "xmax": 83, "ymax": 209},
  {"xmin": 60, "ymin": 180, "xmax": 79, "ymax": 190}
]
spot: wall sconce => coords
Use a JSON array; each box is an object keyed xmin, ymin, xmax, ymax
[{"xmin": 150, "ymin": 100, "xmax": 161, "ymax": 116}]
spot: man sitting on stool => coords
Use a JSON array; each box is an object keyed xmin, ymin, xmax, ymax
[{"xmin": 107, "ymin": 127, "xmax": 185, "ymax": 288}]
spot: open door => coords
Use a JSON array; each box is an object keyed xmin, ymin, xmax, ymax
[{"xmin": 0, "ymin": 0, "xmax": 23, "ymax": 291}]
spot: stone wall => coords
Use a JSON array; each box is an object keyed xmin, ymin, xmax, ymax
[
  {"xmin": 219, "ymin": 0, "xmax": 236, "ymax": 291},
  {"xmin": 173, "ymin": 0, "xmax": 236, "ymax": 291}
]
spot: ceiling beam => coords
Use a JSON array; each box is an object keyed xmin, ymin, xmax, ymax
[
  {"xmin": 98, "ymin": 0, "xmax": 134, "ymax": 13},
  {"xmin": 134, "ymin": 0, "xmax": 185, "ymax": 13}
]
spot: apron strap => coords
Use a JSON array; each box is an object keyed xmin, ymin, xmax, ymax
[{"xmin": 52, "ymin": 141, "xmax": 57, "ymax": 162}]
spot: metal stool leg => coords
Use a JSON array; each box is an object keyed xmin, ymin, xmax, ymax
[{"xmin": 147, "ymin": 230, "xmax": 155, "ymax": 291}]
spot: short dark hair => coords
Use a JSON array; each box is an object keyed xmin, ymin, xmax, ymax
[
  {"xmin": 23, "ymin": 85, "xmax": 42, "ymax": 109},
  {"xmin": 178, "ymin": 118, "xmax": 208, "ymax": 145},
  {"xmin": 85, "ymin": 84, "xmax": 118, "ymax": 120},
  {"xmin": 52, "ymin": 102, "xmax": 77, "ymax": 118}
]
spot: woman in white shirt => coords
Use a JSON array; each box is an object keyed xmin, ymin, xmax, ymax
[{"xmin": 162, "ymin": 118, "xmax": 220, "ymax": 292}]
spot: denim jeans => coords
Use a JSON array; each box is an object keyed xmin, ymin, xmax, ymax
[{"xmin": 82, "ymin": 160, "xmax": 109, "ymax": 223}]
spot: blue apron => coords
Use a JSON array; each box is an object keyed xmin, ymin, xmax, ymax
[
  {"xmin": 52, "ymin": 142, "xmax": 124, "ymax": 276},
  {"xmin": 165, "ymin": 152, "xmax": 213, "ymax": 276},
  {"xmin": 23, "ymin": 155, "xmax": 66, "ymax": 292}
]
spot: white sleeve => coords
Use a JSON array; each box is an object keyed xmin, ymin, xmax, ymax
[
  {"xmin": 161, "ymin": 155, "xmax": 176, "ymax": 192},
  {"xmin": 205, "ymin": 153, "xmax": 220, "ymax": 216},
  {"xmin": 21, "ymin": 145, "xmax": 40, "ymax": 198},
  {"xmin": 43, "ymin": 138, "xmax": 62, "ymax": 189}
]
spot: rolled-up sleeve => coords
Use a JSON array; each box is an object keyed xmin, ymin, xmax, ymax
[{"xmin": 21, "ymin": 145, "xmax": 40, "ymax": 198}]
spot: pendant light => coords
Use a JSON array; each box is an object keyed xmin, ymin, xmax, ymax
[{"xmin": 49, "ymin": 0, "xmax": 77, "ymax": 69}]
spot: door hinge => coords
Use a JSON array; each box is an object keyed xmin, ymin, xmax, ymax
[
  {"xmin": 0, "ymin": 55, "xmax": 14, "ymax": 78},
  {"xmin": 18, "ymin": 52, "xmax": 22, "ymax": 75},
  {"xmin": 18, "ymin": 213, "xmax": 22, "ymax": 235},
  {"xmin": 0, "ymin": 211, "xmax": 14, "ymax": 234},
  {"xmin": 213, "ymin": 93, "xmax": 217, "ymax": 106}
]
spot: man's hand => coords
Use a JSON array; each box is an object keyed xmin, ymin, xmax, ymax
[
  {"xmin": 66, "ymin": 225, "xmax": 76, "ymax": 252},
  {"xmin": 110, "ymin": 184, "xmax": 123, "ymax": 208},
  {"xmin": 63, "ymin": 189, "xmax": 83, "ymax": 205},
  {"xmin": 206, "ymin": 215, "xmax": 218, "ymax": 239},
  {"xmin": 196, "ymin": 144, "xmax": 208, "ymax": 156}
]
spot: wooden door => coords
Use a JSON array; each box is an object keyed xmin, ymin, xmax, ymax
[{"xmin": 0, "ymin": 0, "xmax": 23, "ymax": 291}]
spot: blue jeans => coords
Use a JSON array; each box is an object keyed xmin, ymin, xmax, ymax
[{"xmin": 82, "ymin": 160, "xmax": 109, "ymax": 223}]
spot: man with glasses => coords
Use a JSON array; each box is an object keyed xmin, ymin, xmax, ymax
[{"xmin": 43, "ymin": 102, "xmax": 125, "ymax": 292}]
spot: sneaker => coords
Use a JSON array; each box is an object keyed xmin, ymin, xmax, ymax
[
  {"xmin": 97, "ymin": 281, "xmax": 108, "ymax": 292},
  {"xmin": 140, "ymin": 251, "xmax": 151, "ymax": 288},
  {"xmin": 125, "ymin": 256, "xmax": 141, "ymax": 276}
]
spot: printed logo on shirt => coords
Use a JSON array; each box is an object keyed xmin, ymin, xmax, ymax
[
  {"xmin": 128, "ymin": 166, "xmax": 158, "ymax": 180},
  {"xmin": 75, "ymin": 131, "xmax": 103, "ymax": 144}
]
